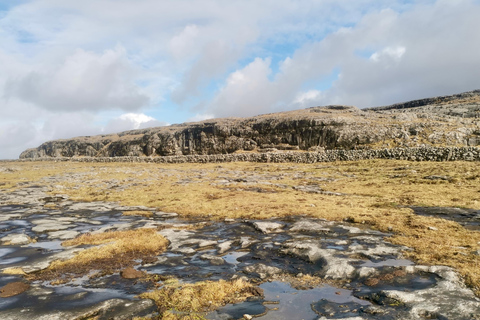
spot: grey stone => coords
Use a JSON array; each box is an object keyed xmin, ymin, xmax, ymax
[
  {"xmin": 239, "ymin": 237, "xmax": 257, "ymax": 248},
  {"xmin": 0, "ymin": 298, "xmax": 155, "ymax": 320},
  {"xmin": 200, "ymin": 254, "xmax": 225, "ymax": 265},
  {"xmin": 218, "ymin": 240, "xmax": 234, "ymax": 254},
  {"xmin": 155, "ymin": 211, "xmax": 179, "ymax": 218},
  {"xmin": 282, "ymin": 240, "xmax": 356, "ymax": 279},
  {"xmin": 32, "ymin": 223, "xmax": 72, "ymax": 233},
  {"xmin": 48, "ymin": 230, "xmax": 80, "ymax": 240},
  {"xmin": 21, "ymin": 248, "xmax": 84, "ymax": 273},
  {"xmin": 251, "ymin": 221, "xmax": 284, "ymax": 234},
  {"xmin": 289, "ymin": 219, "xmax": 331, "ymax": 233},
  {"xmin": 198, "ymin": 240, "xmax": 217, "ymax": 248},
  {"xmin": 1, "ymin": 233, "xmax": 32, "ymax": 245},
  {"xmin": 244, "ymin": 263, "xmax": 283, "ymax": 279}
]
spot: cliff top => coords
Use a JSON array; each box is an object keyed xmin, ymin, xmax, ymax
[{"xmin": 20, "ymin": 89, "xmax": 480, "ymax": 158}]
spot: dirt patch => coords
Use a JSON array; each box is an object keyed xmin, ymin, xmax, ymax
[
  {"xmin": 0, "ymin": 282, "xmax": 30, "ymax": 298},
  {"xmin": 121, "ymin": 267, "xmax": 145, "ymax": 279}
]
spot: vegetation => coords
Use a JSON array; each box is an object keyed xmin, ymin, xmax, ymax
[
  {"xmin": 33, "ymin": 229, "xmax": 169, "ymax": 282},
  {"xmin": 139, "ymin": 279, "xmax": 259, "ymax": 320},
  {"xmin": 2, "ymin": 159, "xmax": 480, "ymax": 296}
]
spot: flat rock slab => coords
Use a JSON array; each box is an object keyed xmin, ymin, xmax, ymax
[
  {"xmin": 21, "ymin": 248, "xmax": 84, "ymax": 274},
  {"xmin": 47, "ymin": 230, "xmax": 80, "ymax": 240},
  {"xmin": 0, "ymin": 298, "xmax": 156, "ymax": 320},
  {"xmin": 155, "ymin": 211, "xmax": 179, "ymax": 218},
  {"xmin": 251, "ymin": 221, "xmax": 284, "ymax": 234},
  {"xmin": 1, "ymin": 234, "xmax": 32, "ymax": 245}
]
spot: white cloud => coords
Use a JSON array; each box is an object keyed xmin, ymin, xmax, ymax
[
  {"xmin": 0, "ymin": 121, "xmax": 39, "ymax": 159},
  {"xmin": 370, "ymin": 46, "xmax": 406, "ymax": 62},
  {"xmin": 103, "ymin": 113, "xmax": 168, "ymax": 134},
  {"xmin": 201, "ymin": 0, "xmax": 480, "ymax": 116},
  {"xmin": 208, "ymin": 57, "xmax": 277, "ymax": 117},
  {"xmin": 293, "ymin": 90, "xmax": 323, "ymax": 107},
  {"xmin": 169, "ymin": 24, "xmax": 200, "ymax": 61},
  {"xmin": 4, "ymin": 47, "xmax": 149, "ymax": 112},
  {"xmin": 186, "ymin": 113, "xmax": 215, "ymax": 123}
]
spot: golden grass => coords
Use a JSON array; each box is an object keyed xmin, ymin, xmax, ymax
[
  {"xmin": 2, "ymin": 267, "xmax": 27, "ymax": 276},
  {"xmin": 35, "ymin": 229, "xmax": 168, "ymax": 281},
  {"xmin": 122, "ymin": 210, "xmax": 154, "ymax": 217},
  {"xmin": 3, "ymin": 160, "xmax": 480, "ymax": 295},
  {"xmin": 139, "ymin": 279, "xmax": 258, "ymax": 319}
]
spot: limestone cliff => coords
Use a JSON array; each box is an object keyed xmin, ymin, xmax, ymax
[{"xmin": 19, "ymin": 90, "xmax": 480, "ymax": 159}]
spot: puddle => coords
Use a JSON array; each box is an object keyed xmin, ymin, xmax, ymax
[
  {"xmin": 0, "ymin": 248, "xmax": 15, "ymax": 258},
  {"xmin": 411, "ymin": 206, "xmax": 480, "ymax": 230},
  {"xmin": 361, "ymin": 259, "xmax": 414, "ymax": 268},
  {"xmin": 0, "ymin": 257, "xmax": 26, "ymax": 265},
  {"xmin": 209, "ymin": 299, "xmax": 266, "ymax": 320},
  {"xmin": 27, "ymin": 240, "xmax": 64, "ymax": 251},
  {"xmin": 223, "ymin": 251, "xmax": 249, "ymax": 265},
  {"xmin": 257, "ymin": 281, "xmax": 370, "ymax": 320}
]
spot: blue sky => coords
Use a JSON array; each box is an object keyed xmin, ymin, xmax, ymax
[{"xmin": 1, "ymin": 0, "xmax": 480, "ymax": 159}]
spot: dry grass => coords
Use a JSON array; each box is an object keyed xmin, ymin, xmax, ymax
[
  {"xmin": 139, "ymin": 279, "xmax": 259, "ymax": 319},
  {"xmin": 2, "ymin": 267, "xmax": 27, "ymax": 276},
  {"xmin": 35, "ymin": 229, "xmax": 168, "ymax": 281},
  {"xmin": 122, "ymin": 210, "xmax": 154, "ymax": 217},
  {"xmin": 3, "ymin": 160, "xmax": 480, "ymax": 295}
]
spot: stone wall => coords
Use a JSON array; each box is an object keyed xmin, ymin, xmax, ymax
[{"xmin": 12, "ymin": 147, "xmax": 480, "ymax": 164}]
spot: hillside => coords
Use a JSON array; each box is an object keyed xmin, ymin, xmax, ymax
[{"xmin": 19, "ymin": 90, "xmax": 480, "ymax": 159}]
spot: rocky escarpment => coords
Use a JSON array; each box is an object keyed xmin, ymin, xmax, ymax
[{"xmin": 20, "ymin": 90, "xmax": 480, "ymax": 159}]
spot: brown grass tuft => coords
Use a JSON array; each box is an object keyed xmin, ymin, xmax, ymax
[
  {"xmin": 139, "ymin": 279, "xmax": 259, "ymax": 319},
  {"xmin": 34, "ymin": 229, "xmax": 168, "ymax": 282}
]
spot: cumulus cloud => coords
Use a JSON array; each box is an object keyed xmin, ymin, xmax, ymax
[
  {"xmin": 293, "ymin": 90, "xmax": 324, "ymax": 108},
  {"xmin": 0, "ymin": 121, "xmax": 39, "ymax": 159},
  {"xmin": 4, "ymin": 47, "xmax": 149, "ymax": 112},
  {"xmin": 208, "ymin": 58, "xmax": 277, "ymax": 117},
  {"xmin": 202, "ymin": 0, "xmax": 480, "ymax": 117},
  {"xmin": 103, "ymin": 113, "xmax": 168, "ymax": 134},
  {"xmin": 186, "ymin": 113, "xmax": 215, "ymax": 123}
]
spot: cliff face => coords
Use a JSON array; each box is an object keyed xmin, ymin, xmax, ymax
[{"xmin": 19, "ymin": 90, "xmax": 480, "ymax": 159}]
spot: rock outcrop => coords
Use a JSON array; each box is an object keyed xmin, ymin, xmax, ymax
[{"xmin": 20, "ymin": 90, "xmax": 480, "ymax": 159}]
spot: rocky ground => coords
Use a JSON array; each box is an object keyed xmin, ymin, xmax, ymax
[{"xmin": 1, "ymin": 161, "xmax": 480, "ymax": 319}]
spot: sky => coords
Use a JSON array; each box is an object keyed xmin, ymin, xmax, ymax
[{"xmin": 1, "ymin": 0, "xmax": 480, "ymax": 159}]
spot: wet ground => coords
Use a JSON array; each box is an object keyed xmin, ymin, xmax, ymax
[
  {"xmin": 1, "ymin": 184, "xmax": 480, "ymax": 319},
  {"xmin": 411, "ymin": 206, "xmax": 480, "ymax": 231}
]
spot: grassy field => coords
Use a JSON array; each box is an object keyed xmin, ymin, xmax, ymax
[{"xmin": 1, "ymin": 159, "xmax": 480, "ymax": 304}]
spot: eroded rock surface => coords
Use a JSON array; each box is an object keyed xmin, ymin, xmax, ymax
[
  {"xmin": 19, "ymin": 90, "xmax": 480, "ymax": 159},
  {"xmin": 1, "ymin": 180, "xmax": 480, "ymax": 319}
]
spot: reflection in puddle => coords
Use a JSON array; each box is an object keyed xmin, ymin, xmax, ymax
[
  {"xmin": 0, "ymin": 248, "xmax": 15, "ymax": 258},
  {"xmin": 223, "ymin": 251, "xmax": 249, "ymax": 265},
  {"xmin": 0, "ymin": 256, "xmax": 26, "ymax": 265},
  {"xmin": 27, "ymin": 240, "xmax": 64, "ymax": 251},
  {"xmin": 361, "ymin": 259, "xmax": 413, "ymax": 268},
  {"xmin": 257, "ymin": 281, "xmax": 369, "ymax": 320}
]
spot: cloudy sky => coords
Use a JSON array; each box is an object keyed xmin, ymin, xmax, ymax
[{"xmin": 1, "ymin": 0, "xmax": 480, "ymax": 159}]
